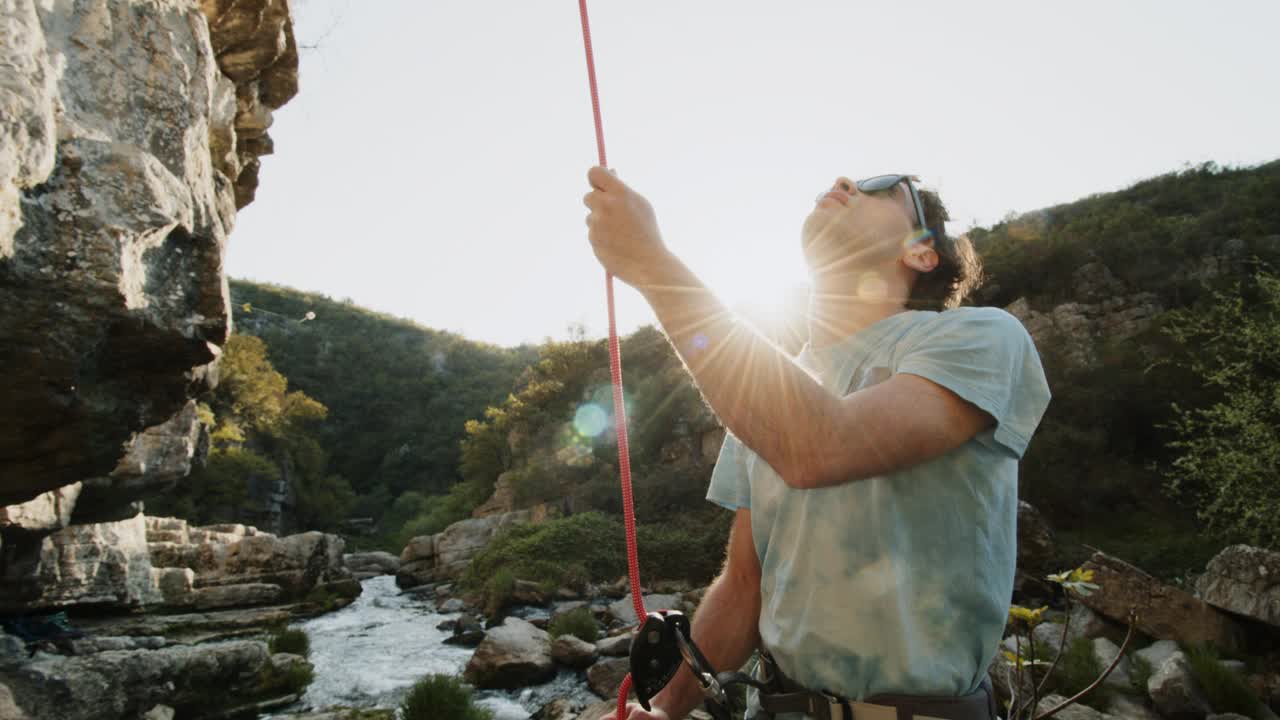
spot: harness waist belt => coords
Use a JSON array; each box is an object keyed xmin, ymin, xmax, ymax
[{"xmin": 755, "ymin": 654, "xmax": 997, "ymax": 720}]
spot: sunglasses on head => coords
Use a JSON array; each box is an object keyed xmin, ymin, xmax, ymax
[{"xmin": 852, "ymin": 174, "xmax": 931, "ymax": 240}]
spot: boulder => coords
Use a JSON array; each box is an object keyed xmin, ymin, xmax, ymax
[
  {"xmin": 443, "ymin": 614, "xmax": 485, "ymax": 648},
  {"xmin": 396, "ymin": 507, "xmax": 548, "ymax": 588},
  {"xmin": 1017, "ymin": 501, "xmax": 1059, "ymax": 574},
  {"xmin": 1105, "ymin": 695, "xmax": 1162, "ymax": 720},
  {"xmin": 0, "ymin": 640, "xmax": 291, "ymax": 720},
  {"xmin": 1091, "ymin": 637, "xmax": 1132, "ymax": 689},
  {"xmin": 986, "ymin": 652, "xmax": 1033, "ymax": 709},
  {"xmin": 343, "ymin": 552, "xmax": 399, "ymax": 580},
  {"xmin": 1074, "ymin": 552, "xmax": 1245, "ymax": 652},
  {"xmin": 534, "ymin": 697, "xmax": 584, "ymax": 720},
  {"xmin": 575, "ymin": 700, "xmax": 618, "ymax": 720},
  {"xmin": 463, "ymin": 617, "xmax": 555, "ymax": 689},
  {"xmin": 1148, "ymin": 652, "xmax": 1212, "ymax": 719},
  {"xmin": 596, "ymin": 633, "xmax": 632, "ymax": 657},
  {"xmin": 551, "ymin": 635, "xmax": 598, "ymax": 669},
  {"xmin": 1196, "ymin": 545, "xmax": 1280, "ymax": 627},
  {"xmin": 608, "ymin": 594, "xmax": 682, "ymax": 627},
  {"xmin": 1065, "ymin": 603, "xmax": 1116, "ymax": 645},
  {"xmin": 1034, "ymin": 694, "xmax": 1109, "ymax": 720},
  {"xmin": 1135, "ymin": 640, "xmax": 1180, "ymax": 673},
  {"xmin": 440, "ymin": 598, "xmax": 467, "ymax": 614},
  {"xmin": 0, "ymin": 682, "xmax": 27, "ymax": 720},
  {"xmin": 587, "ymin": 656, "xmax": 632, "ymax": 699}
]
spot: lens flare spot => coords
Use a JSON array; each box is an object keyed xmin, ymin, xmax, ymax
[{"xmin": 573, "ymin": 403, "xmax": 609, "ymax": 437}]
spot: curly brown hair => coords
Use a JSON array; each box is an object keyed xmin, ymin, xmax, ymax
[{"xmin": 908, "ymin": 188, "xmax": 984, "ymax": 310}]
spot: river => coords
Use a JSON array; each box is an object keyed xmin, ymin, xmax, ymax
[{"xmin": 268, "ymin": 575, "xmax": 599, "ymax": 718}]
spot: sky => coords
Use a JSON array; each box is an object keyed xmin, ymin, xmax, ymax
[{"xmin": 227, "ymin": 1, "xmax": 1280, "ymax": 348}]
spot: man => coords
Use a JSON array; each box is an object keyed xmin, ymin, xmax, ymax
[{"xmin": 583, "ymin": 167, "xmax": 1050, "ymax": 720}]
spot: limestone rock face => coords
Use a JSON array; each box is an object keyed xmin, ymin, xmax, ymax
[
  {"xmin": 1074, "ymin": 552, "xmax": 1245, "ymax": 652},
  {"xmin": 0, "ymin": 484, "xmax": 82, "ymax": 536},
  {"xmin": 463, "ymin": 617, "xmax": 555, "ymax": 690},
  {"xmin": 147, "ymin": 517, "xmax": 355, "ymax": 609},
  {"xmin": 397, "ymin": 506, "xmax": 555, "ymax": 588},
  {"xmin": 1005, "ymin": 277, "xmax": 1163, "ymax": 373},
  {"xmin": 72, "ymin": 402, "xmax": 209, "ymax": 525},
  {"xmin": 1196, "ymin": 544, "xmax": 1280, "ymax": 627},
  {"xmin": 0, "ymin": 640, "xmax": 297, "ymax": 720},
  {"xmin": 0, "ymin": 515, "xmax": 354, "ymax": 613},
  {"xmin": 0, "ymin": 514, "xmax": 159, "ymax": 611},
  {"xmin": 0, "ymin": 0, "xmax": 298, "ymax": 517}
]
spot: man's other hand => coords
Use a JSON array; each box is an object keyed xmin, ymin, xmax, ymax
[
  {"xmin": 583, "ymin": 166, "xmax": 671, "ymax": 288},
  {"xmin": 601, "ymin": 702, "xmax": 673, "ymax": 720}
]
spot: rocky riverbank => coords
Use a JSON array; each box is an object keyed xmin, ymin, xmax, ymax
[
  {"xmin": 0, "ymin": 514, "xmax": 360, "ymax": 719},
  {"xmin": 376, "ymin": 504, "xmax": 1280, "ymax": 720}
]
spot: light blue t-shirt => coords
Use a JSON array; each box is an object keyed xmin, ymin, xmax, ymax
[{"xmin": 707, "ymin": 307, "xmax": 1051, "ymax": 702}]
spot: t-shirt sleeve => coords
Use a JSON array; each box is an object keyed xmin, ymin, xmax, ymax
[
  {"xmin": 894, "ymin": 307, "xmax": 1051, "ymax": 458},
  {"xmin": 706, "ymin": 432, "xmax": 751, "ymax": 510}
]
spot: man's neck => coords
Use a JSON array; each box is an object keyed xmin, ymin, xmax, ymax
[{"xmin": 806, "ymin": 270, "xmax": 911, "ymax": 349}]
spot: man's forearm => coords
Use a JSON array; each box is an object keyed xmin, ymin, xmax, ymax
[
  {"xmin": 638, "ymin": 254, "xmax": 839, "ymax": 487},
  {"xmin": 651, "ymin": 569, "xmax": 762, "ymax": 720}
]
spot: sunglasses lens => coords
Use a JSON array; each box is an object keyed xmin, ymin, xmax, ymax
[{"xmin": 857, "ymin": 175, "xmax": 901, "ymax": 193}]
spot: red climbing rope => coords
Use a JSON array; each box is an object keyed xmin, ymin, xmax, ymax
[{"xmin": 577, "ymin": 2, "xmax": 645, "ymax": 718}]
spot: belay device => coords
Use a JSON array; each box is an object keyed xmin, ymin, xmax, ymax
[
  {"xmin": 629, "ymin": 610, "xmax": 765, "ymax": 719},
  {"xmin": 575, "ymin": 2, "xmax": 762, "ymax": 718}
]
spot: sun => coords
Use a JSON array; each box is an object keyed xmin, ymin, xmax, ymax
[{"xmin": 706, "ymin": 257, "xmax": 811, "ymax": 351}]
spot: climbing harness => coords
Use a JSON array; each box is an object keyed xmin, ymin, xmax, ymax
[{"xmin": 575, "ymin": 3, "xmax": 748, "ymax": 719}]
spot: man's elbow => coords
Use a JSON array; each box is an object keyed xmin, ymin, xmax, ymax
[{"xmin": 780, "ymin": 456, "xmax": 868, "ymax": 491}]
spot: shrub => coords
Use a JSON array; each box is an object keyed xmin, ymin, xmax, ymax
[
  {"xmin": 269, "ymin": 628, "xmax": 310, "ymax": 657},
  {"xmin": 483, "ymin": 568, "xmax": 517, "ymax": 618},
  {"xmin": 257, "ymin": 658, "xmax": 315, "ymax": 697},
  {"xmin": 1184, "ymin": 645, "xmax": 1263, "ymax": 716},
  {"xmin": 400, "ymin": 674, "xmax": 493, "ymax": 720},
  {"xmin": 1049, "ymin": 637, "xmax": 1111, "ymax": 708},
  {"xmin": 548, "ymin": 607, "xmax": 599, "ymax": 643},
  {"xmin": 462, "ymin": 513, "xmax": 626, "ymax": 592}
]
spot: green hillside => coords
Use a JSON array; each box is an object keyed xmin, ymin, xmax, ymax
[
  {"xmin": 173, "ymin": 161, "xmax": 1280, "ymax": 580},
  {"xmin": 227, "ymin": 281, "xmax": 538, "ymax": 529}
]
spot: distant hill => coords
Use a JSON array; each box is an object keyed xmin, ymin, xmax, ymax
[{"xmin": 229, "ymin": 280, "xmax": 539, "ymax": 517}]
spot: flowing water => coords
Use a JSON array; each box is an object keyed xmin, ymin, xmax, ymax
[{"xmin": 268, "ymin": 575, "xmax": 598, "ymax": 719}]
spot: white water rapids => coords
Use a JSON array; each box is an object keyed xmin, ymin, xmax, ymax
[{"xmin": 268, "ymin": 575, "xmax": 599, "ymax": 718}]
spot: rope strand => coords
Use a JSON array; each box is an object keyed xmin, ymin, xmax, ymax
[{"xmin": 577, "ymin": 2, "xmax": 646, "ymax": 718}]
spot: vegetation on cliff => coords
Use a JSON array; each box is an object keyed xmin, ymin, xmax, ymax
[
  {"xmin": 971, "ymin": 161, "xmax": 1280, "ymax": 573},
  {"xmin": 148, "ymin": 335, "xmax": 352, "ymax": 531},
  {"xmin": 226, "ymin": 281, "xmax": 537, "ymax": 539}
]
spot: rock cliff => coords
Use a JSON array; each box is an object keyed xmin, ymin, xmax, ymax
[{"xmin": 0, "ymin": 0, "xmax": 297, "ymax": 527}]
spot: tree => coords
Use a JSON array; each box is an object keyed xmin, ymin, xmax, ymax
[{"xmin": 1162, "ymin": 271, "xmax": 1280, "ymax": 548}]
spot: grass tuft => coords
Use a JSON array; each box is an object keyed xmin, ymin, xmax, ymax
[
  {"xmin": 400, "ymin": 674, "xmax": 493, "ymax": 720},
  {"xmin": 268, "ymin": 627, "xmax": 310, "ymax": 657},
  {"xmin": 548, "ymin": 607, "xmax": 599, "ymax": 643}
]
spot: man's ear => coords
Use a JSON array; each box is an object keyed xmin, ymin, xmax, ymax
[{"xmin": 903, "ymin": 242, "xmax": 939, "ymax": 274}]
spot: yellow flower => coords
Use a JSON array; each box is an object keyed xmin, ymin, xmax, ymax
[{"xmin": 1008, "ymin": 605, "xmax": 1048, "ymax": 626}]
